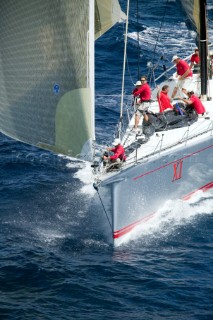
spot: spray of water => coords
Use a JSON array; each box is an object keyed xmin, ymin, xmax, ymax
[
  {"xmin": 72, "ymin": 161, "xmax": 96, "ymax": 196},
  {"xmin": 65, "ymin": 157, "xmax": 213, "ymax": 248},
  {"xmin": 116, "ymin": 189, "xmax": 213, "ymax": 247}
]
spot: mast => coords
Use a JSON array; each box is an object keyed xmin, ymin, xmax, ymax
[{"xmin": 199, "ymin": 0, "xmax": 208, "ymax": 100}]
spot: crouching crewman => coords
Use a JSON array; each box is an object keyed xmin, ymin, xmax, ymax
[{"xmin": 103, "ymin": 138, "xmax": 126, "ymax": 170}]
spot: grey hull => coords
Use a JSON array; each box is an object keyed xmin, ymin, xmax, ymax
[{"xmin": 99, "ymin": 135, "xmax": 213, "ymax": 245}]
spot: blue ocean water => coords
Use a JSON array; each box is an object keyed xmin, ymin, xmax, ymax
[{"xmin": 0, "ymin": 1, "xmax": 213, "ymax": 319}]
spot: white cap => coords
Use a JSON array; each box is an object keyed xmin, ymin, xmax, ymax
[
  {"xmin": 134, "ymin": 80, "xmax": 142, "ymax": 86},
  {"xmin": 112, "ymin": 138, "xmax": 121, "ymax": 146},
  {"xmin": 172, "ymin": 55, "xmax": 179, "ymax": 62}
]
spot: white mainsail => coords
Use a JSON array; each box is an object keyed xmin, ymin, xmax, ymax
[{"xmin": 0, "ymin": 0, "xmax": 124, "ymax": 160}]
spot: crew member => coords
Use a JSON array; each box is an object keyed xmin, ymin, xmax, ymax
[
  {"xmin": 179, "ymin": 91, "xmax": 205, "ymax": 115},
  {"xmin": 190, "ymin": 48, "xmax": 200, "ymax": 71},
  {"xmin": 132, "ymin": 76, "xmax": 151, "ymax": 131},
  {"xmin": 157, "ymin": 85, "xmax": 173, "ymax": 113},
  {"xmin": 103, "ymin": 138, "xmax": 126, "ymax": 163},
  {"xmin": 171, "ymin": 55, "xmax": 193, "ymax": 99}
]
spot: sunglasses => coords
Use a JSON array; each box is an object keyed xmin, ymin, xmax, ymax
[{"xmin": 141, "ymin": 79, "xmax": 146, "ymax": 81}]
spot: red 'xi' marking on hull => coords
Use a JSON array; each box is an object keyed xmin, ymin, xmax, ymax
[
  {"xmin": 133, "ymin": 144, "xmax": 213, "ymax": 181},
  {"xmin": 172, "ymin": 160, "xmax": 183, "ymax": 181}
]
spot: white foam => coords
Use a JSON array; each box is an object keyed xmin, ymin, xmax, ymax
[
  {"xmin": 58, "ymin": 154, "xmax": 81, "ymax": 162},
  {"xmin": 36, "ymin": 228, "xmax": 68, "ymax": 244},
  {"xmin": 66, "ymin": 162, "xmax": 85, "ymax": 169},
  {"xmin": 116, "ymin": 189, "xmax": 213, "ymax": 247},
  {"xmin": 127, "ymin": 18, "xmax": 198, "ymax": 59},
  {"xmin": 73, "ymin": 161, "xmax": 96, "ymax": 196}
]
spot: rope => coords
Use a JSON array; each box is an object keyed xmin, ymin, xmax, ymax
[
  {"xmin": 126, "ymin": 57, "xmax": 135, "ymax": 86},
  {"xmin": 151, "ymin": 0, "xmax": 168, "ymax": 64},
  {"xmin": 121, "ymin": 20, "xmax": 137, "ymax": 86},
  {"xmin": 94, "ymin": 185, "xmax": 113, "ymax": 234},
  {"xmin": 148, "ymin": 0, "xmax": 169, "ymax": 85}
]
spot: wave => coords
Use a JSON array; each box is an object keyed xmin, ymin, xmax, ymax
[{"xmin": 116, "ymin": 189, "xmax": 213, "ymax": 247}]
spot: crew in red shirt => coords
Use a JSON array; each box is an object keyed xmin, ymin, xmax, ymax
[
  {"xmin": 180, "ymin": 91, "xmax": 205, "ymax": 115},
  {"xmin": 132, "ymin": 76, "xmax": 151, "ymax": 131},
  {"xmin": 171, "ymin": 55, "xmax": 193, "ymax": 99},
  {"xmin": 157, "ymin": 85, "xmax": 173, "ymax": 113},
  {"xmin": 103, "ymin": 138, "xmax": 126, "ymax": 163},
  {"xmin": 176, "ymin": 59, "xmax": 193, "ymax": 77},
  {"xmin": 190, "ymin": 48, "xmax": 200, "ymax": 69},
  {"xmin": 133, "ymin": 79, "xmax": 151, "ymax": 102}
]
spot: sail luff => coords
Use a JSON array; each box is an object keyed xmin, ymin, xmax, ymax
[{"xmin": 90, "ymin": 0, "xmax": 95, "ymax": 142}]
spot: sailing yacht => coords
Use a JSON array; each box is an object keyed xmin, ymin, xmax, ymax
[
  {"xmin": 0, "ymin": 1, "xmax": 212, "ymax": 246},
  {"xmin": 93, "ymin": 0, "xmax": 213, "ymax": 245}
]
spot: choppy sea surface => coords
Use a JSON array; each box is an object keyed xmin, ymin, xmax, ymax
[{"xmin": 1, "ymin": 1, "xmax": 213, "ymax": 319}]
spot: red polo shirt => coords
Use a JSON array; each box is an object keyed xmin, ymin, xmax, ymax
[
  {"xmin": 189, "ymin": 94, "xmax": 205, "ymax": 114},
  {"xmin": 177, "ymin": 60, "xmax": 192, "ymax": 77},
  {"xmin": 191, "ymin": 53, "xmax": 200, "ymax": 64},
  {"xmin": 158, "ymin": 91, "xmax": 173, "ymax": 112},
  {"xmin": 133, "ymin": 83, "xmax": 151, "ymax": 102},
  {"xmin": 110, "ymin": 145, "xmax": 126, "ymax": 161}
]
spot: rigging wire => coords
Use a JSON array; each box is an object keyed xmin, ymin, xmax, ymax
[
  {"xmin": 148, "ymin": 0, "xmax": 169, "ymax": 86},
  {"xmin": 126, "ymin": 55, "xmax": 135, "ymax": 86},
  {"xmin": 151, "ymin": 0, "xmax": 169, "ymax": 63},
  {"xmin": 137, "ymin": 0, "xmax": 140, "ymax": 78},
  {"xmin": 118, "ymin": 0, "xmax": 130, "ymax": 138},
  {"xmin": 93, "ymin": 184, "xmax": 113, "ymax": 234},
  {"xmin": 122, "ymin": 21, "xmax": 135, "ymax": 86}
]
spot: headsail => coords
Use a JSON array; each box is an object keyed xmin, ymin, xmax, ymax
[
  {"xmin": 0, "ymin": 0, "xmax": 124, "ymax": 161},
  {"xmin": 95, "ymin": 0, "xmax": 126, "ymax": 40}
]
